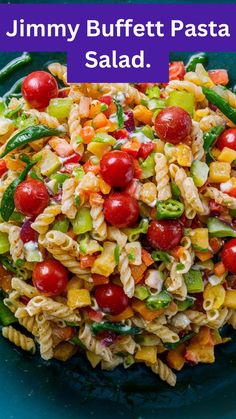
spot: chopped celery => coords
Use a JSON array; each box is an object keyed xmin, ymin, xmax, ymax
[
  {"xmin": 146, "ymin": 86, "xmax": 160, "ymax": 98},
  {"xmin": 184, "ymin": 269, "xmax": 204, "ymax": 293},
  {"xmin": 35, "ymin": 149, "xmax": 61, "ymax": 176},
  {"xmin": 190, "ymin": 160, "xmax": 209, "ymax": 187},
  {"xmin": 0, "ymin": 300, "xmax": 16, "ymax": 326},
  {"xmin": 140, "ymin": 125, "xmax": 154, "ymax": 140},
  {"xmin": 192, "ymin": 260, "xmax": 214, "ymax": 271},
  {"xmin": 52, "ymin": 218, "xmax": 69, "ymax": 233},
  {"xmin": 134, "ymin": 285, "xmax": 150, "ymax": 301},
  {"xmin": 140, "ymin": 153, "xmax": 155, "ymax": 179},
  {"xmin": 123, "ymin": 219, "xmax": 149, "ymax": 242},
  {"xmin": 47, "ymin": 98, "xmax": 73, "ymax": 120},
  {"xmin": 147, "ymin": 98, "xmax": 165, "ymax": 111},
  {"xmin": 15, "ymin": 115, "xmax": 38, "ymax": 130},
  {"xmin": 46, "ymin": 179, "xmax": 59, "ymax": 194},
  {"xmin": 72, "ymin": 207, "xmax": 92, "ymax": 235},
  {"xmin": 146, "ymin": 290, "xmax": 172, "ymax": 310},
  {"xmin": 73, "ymin": 167, "xmax": 85, "ymax": 180},
  {"xmin": 0, "ymin": 211, "xmax": 24, "ymax": 223},
  {"xmin": 92, "ymin": 132, "xmax": 116, "ymax": 145},
  {"xmin": 166, "ymin": 91, "xmax": 195, "ymax": 116},
  {"xmin": 51, "ymin": 173, "xmax": 70, "ymax": 184},
  {"xmin": 0, "ymin": 232, "xmax": 10, "ymax": 254},
  {"xmin": 176, "ymin": 298, "xmax": 194, "ymax": 311},
  {"xmin": 135, "ymin": 334, "xmax": 161, "ymax": 346},
  {"xmin": 207, "ymin": 217, "xmax": 236, "ymax": 238}
]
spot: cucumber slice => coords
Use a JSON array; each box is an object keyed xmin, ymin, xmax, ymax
[
  {"xmin": 0, "ymin": 232, "xmax": 10, "ymax": 254},
  {"xmin": 176, "ymin": 297, "xmax": 194, "ymax": 311},
  {"xmin": 190, "ymin": 160, "xmax": 209, "ymax": 187},
  {"xmin": 36, "ymin": 149, "xmax": 61, "ymax": 177},
  {"xmin": 146, "ymin": 290, "xmax": 172, "ymax": 310},
  {"xmin": 184, "ymin": 269, "xmax": 204, "ymax": 293},
  {"xmin": 190, "ymin": 228, "xmax": 209, "ymax": 252}
]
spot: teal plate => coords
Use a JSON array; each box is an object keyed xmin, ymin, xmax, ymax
[{"xmin": 1, "ymin": 52, "xmax": 236, "ymax": 419}]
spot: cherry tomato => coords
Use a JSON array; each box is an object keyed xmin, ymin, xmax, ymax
[
  {"xmin": 216, "ymin": 128, "xmax": 236, "ymax": 151},
  {"xmin": 14, "ymin": 179, "xmax": 49, "ymax": 217},
  {"xmin": 100, "ymin": 95, "xmax": 112, "ymax": 106},
  {"xmin": 0, "ymin": 160, "xmax": 7, "ymax": 177},
  {"xmin": 111, "ymin": 129, "xmax": 128, "ymax": 140},
  {"xmin": 100, "ymin": 150, "xmax": 134, "ymax": 189},
  {"xmin": 95, "ymin": 283, "xmax": 129, "ymax": 315},
  {"xmin": 154, "ymin": 106, "xmax": 192, "ymax": 144},
  {"xmin": 169, "ymin": 61, "xmax": 185, "ymax": 81},
  {"xmin": 33, "ymin": 259, "xmax": 69, "ymax": 296},
  {"xmin": 221, "ymin": 238, "xmax": 236, "ymax": 274},
  {"xmin": 20, "ymin": 220, "xmax": 38, "ymax": 243},
  {"xmin": 104, "ymin": 192, "xmax": 139, "ymax": 228},
  {"xmin": 63, "ymin": 153, "xmax": 81, "ymax": 165},
  {"xmin": 147, "ymin": 219, "xmax": 183, "ymax": 251},
  {"xmin": 22, "ymin": 71, "xmax": 58, "ymax": 109}
]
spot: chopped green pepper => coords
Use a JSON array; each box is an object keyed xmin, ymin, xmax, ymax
[
  {"xmin": 203, "ymin": 125, "xmax": 225, "ymax": 152},
  {"xmin": 203, "ymin": 87, "xmax": 236, "ymax": 125},
  {"xmin": 207, "ymin": 217, "xmax": 236, "ymax": 238},
  {"xmin": 47, "ymin": 98, "xmax": 73, "ymax": 120},
  {"xmin": 0, "ymin": 300, "xmax": 16, "ymax": 326},
  {"xmin": 52, "ymin": 218, "xmax": 70, "ymax": 233},
  {"xmin": 156, "ymin": 199, "xmax": 184, "ymax": 220},
  {"xmin": 146, "ymin": 86, "xmax": 160, "ymax": 98},
  {"xmin": 186, "ymin": 52, "xmax": 208, "ymax": 72},
  {"xmin": 134, "ymin": 285, "xmax": 150, "ymax": 301},
  {"xmin": 114, "ymin": 98, "xmax": 124, "ymax": 129},
  {"xmin": 0, "ymin": 53, "xmax": 31, "ymax": 81},
  {"xmin": 140, "ymin": 152, "xmax": 155, "ymax": 179},
  {"xmin": 176, "ymin": 298, "xmax": 194, "ymax": 311},
  {"xmin": 91, "ymin": 322, "xmax": 141, "ymax": 335},
  {"xmin": 151, "ymin": 250, "xmax": 171, "ymax": 263},
  {"xmin": 184, "ymin": 269, "xmax": 204, "ymax": 293},
  {"xmin": 71, "ymin": 207, "xmax": 92, "ymax": 235},
  {"xmin": 170, "ymin": 182, "xmax": 181, "ymax": 199},
  {"xmin": 123, "ymin": 219, "xmax": 149, "ymax": 242},
  {"xmin": 146, "ymin": 290, "xmax": 172, "ymax": 311}
]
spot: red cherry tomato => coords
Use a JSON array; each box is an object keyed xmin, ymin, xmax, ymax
[
  {"xmin": 154, "ymin": 106, "xmax": 192, "ymax": 144},
  {"xmin": 22, "ymin": 71, "xmax": 58, "ymax": 109},
  {"xmin": 104, "ymin": 192, "xmax": 139, "ymax": 228},
  {"xmin": 0, "ymin": 160, "xmax": 7, "ymax": 177},
  {"xmin": 100, "ymin": 150, "xmax": 134, "ymax": 189},
  {"xmin": 216, "ymin": 128, "xmax": 236, "ymax": 151},
  {"xmin": 111, "ymin": 129, "xmax": 128, "ymax": 140},
  {"xmin": 147, "ymin": 219, "xmax": 183, "ymax": 251},
  {"xmin": 33, "ymin": 259, "xmax": 68, "ymax": 296},
  {"xmin": 14, "ymin": 179, "xmax": 49, "ymax": 217},
  {"xmin": 221, "ymin": 238, "xmax": 236, "ymax": 274},
  {"xmin": 95, "ymin": 283, "xmax": 129, "ymax": 315},
  {"xmin": 20, "ymin": 220, "xmax": 38, "ymax": 243},
  {"xmin": 100, "ymin": 95, "xmax": 112, "ymax": 106}
]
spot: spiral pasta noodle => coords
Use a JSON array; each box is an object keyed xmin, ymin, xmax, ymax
[
  {"xmin": 154, "ymin": 153, "xmax": 171, "ymax": 201},
  {"xmin": 118, "ymin": 249, "xmax": 135, "ymax": 298},
  {"xmin": 2, "ymin": 326, "xmax": 36, "ymax": 353},
  {"xmin": 36, "ymin": 313, "xmax": 54, "ymax": 360},
  {"xmin": 31, "ymin": 205, "xmax": 62, "ymax": 234}
]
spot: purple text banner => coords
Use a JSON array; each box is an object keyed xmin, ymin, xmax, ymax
[{"xmin": 0, "ymin": 4, "xmax": 235, "ymax": 82}]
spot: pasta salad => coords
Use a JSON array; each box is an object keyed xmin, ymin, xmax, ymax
[{"xmin": 1, "ymin": 54, "xmax": 236, "ymax": 387}]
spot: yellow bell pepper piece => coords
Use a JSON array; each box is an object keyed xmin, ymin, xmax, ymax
[
  {"xmin": 66, "ymin": 277, "xmax": 84, "ymax": 291},
  {"xmin": 133, "ymin": 105, "xmax": 152, "ymax": 125},
  {"xmin": 203, "ymin": 284, "xmax": 226, "ymax": 310},
  {"xmin": 98, "ymin": 177, "xmax": 111, "ymax": 194},
  {"xmin": 87, "ymin": 142, "xmax": 111, "ymax": 158},
  {"xmin": 217, "ymin": 147, "xmax": 236, "ymax": 163},
  {"xmin": 91, "ymin": 242, "xmax": 116, "ymax": 277},
  {"xmin": 67, "ymin": 289, "xmax": 91, "ymax": 309},
  {"xmin": 135, "ymin": 346, "xmax": 157, "ymax": 364},
  {"xmin": 224, "ymin": 289, "xmax": 236, "ymax": 309},
  {"xmin": 176, "ymin": 144, "xmax": 193, "ymax": 167},
  {"xmin": 211, "ymin": 147, "xmax": 221, "ymax": 159},
  {"xmin": 53, "ymin": 342, "xmax": 78, "ymax": 361},
  {"xmin": 209, "ymin": 162, "xmax": 231, "ymax": 183}
]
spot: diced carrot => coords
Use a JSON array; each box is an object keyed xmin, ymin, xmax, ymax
[
  {"xmin": 83, "ymin": 120, "xmax": 92, "ymax": 127},
  {"xmin": 96, "ymin": 123, "xmax": 113, "ymax": 133},
  {"xmin": 83, "ymin": 160, "xmax": 100, "ymax": 175},
  {"xmin": 169, "ymin": 61, "xmax": 185, "ymax": 81},
  {"xmin": 130, "ymin": 263, "xmax": 147, "ymax": 284},
  {"xmin": 109, "ymin": 306, "xmax": 134, "ymax": 322},
  {"xmin": 214, "ymin": 261, "xmax": 226, "ymax": 277},
  {"xmin": 195, "ymin": 250, "xmax": 213, "ymax": 262},
  {"xmin": 80, "ymin": 255, "xmax": 97, "ymax": 269},
  {"xmin": 166, "ymin": 344, "xmax": 185, "ymax": 371},
  {"xmin": 80, "ymin": 126, "xmax": 95, "ymax": 144},
  {"xmin": 133, "ymin": 105, "xmax": 152, "ymax": 125},
  {"xmin": 141, "ymin": 249, "xmax": 154, "ymax": 267},
  {"xmin": 208, "ymin": 69, "xmax": 229, "ymax": 86},
  {"xmin": 195, "ymin": 326, "xmax": 214, "ymax": 346},
  {"xmin": 171, "ymin": 246, "xmax": 185, "ymax": 259},
  {"xmin": 0, "ymin": 265, "xmax": 12, "ymax": 293},
  {"xmin": 49, "ymin": 137, "xmax": 74, "ymax": 157},
  {"xmin": 91, "ymin": 274, "xmax": 109, "ymax": 286},
  {"xmin": 209, "ymin": 237, "xmax": 223, "ymax": 254},
  {"xmin": 89, "ymin": 101, "xmax": 103, "ymax": 118},
  {"xmin": 132, "ymin": 299, "xmax": 163, "ymax": 321},
  {"xmin": 92, "ymin": 113, "xmax": 108, "ymax": 129},
  {"xmin": 5, "ymin": 156, "xmax": 25, "ymax": 171}
]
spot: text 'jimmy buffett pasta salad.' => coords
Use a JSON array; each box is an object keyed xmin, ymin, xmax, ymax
[{"xmin": 1, "ymin": 54, "xmax": 236, "ymax": 387}]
